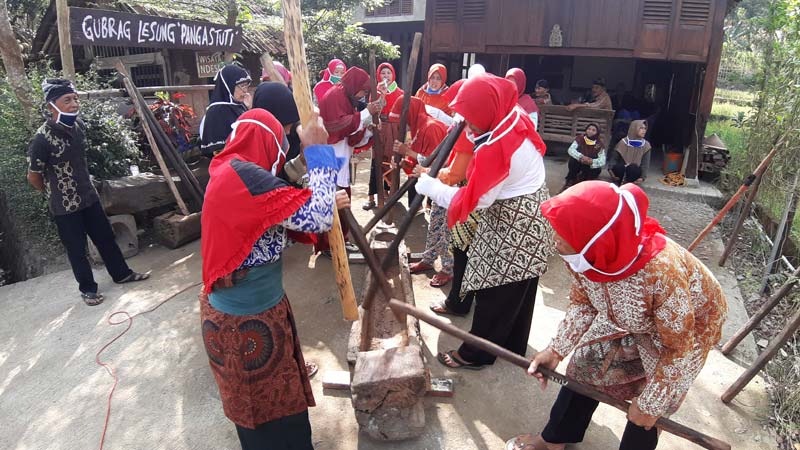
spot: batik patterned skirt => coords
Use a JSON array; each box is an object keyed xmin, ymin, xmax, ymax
[{"xmin": 200, "ymin": 294, "xmax": 315, "ymax": 429}]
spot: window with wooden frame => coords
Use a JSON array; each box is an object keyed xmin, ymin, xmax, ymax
[{"xmin": 365, "ymin": 0, "xmax": 413, "ymax": 17}]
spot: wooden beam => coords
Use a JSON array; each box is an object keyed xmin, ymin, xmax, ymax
[{"xmin": 55, "ymin": 0, "xmax": 75, "ymax": 79}]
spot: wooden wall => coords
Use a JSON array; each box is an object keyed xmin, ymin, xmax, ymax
[{"xmin": 428, "ymin": 0, "xmax": 722, "ymax": 63}]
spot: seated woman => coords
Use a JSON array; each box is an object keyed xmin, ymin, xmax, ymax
[
  {"xmin": 506, "ymin": 181, "xmax": 727, "ymax": 450},
  {"xmin": 563, "ymin": 123, "xmax": 605, "ymax": 190},
  {"xmin": 611, "ymin": 120, "xmax": 650, "ymax": 185},
  {"xmin": 390, "ymin": 96, "xmax": 452, "ymax": 287},
  {"xmin": 200, "ymin": 109, "xmax": 349, "ymax": 450}
]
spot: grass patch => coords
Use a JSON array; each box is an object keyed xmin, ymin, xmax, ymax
[
  {"xmin": 711, "ymin": 101, "xmax": 753, "ymax": 121},
  {"xmin": 715, "ymin": 88, "xmax": 756, "ymax": 103}
]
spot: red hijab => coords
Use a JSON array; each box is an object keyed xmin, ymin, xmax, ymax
[
  {"xmin": 447, "ymin": 74, "xmax": 546, "ymax": 226},
  {"xmin": 319, "ymin": 67, "xmax": 370, "ymax": 144},
  {"xmin": 540, "ymin": 181, "xmax": 667, "ymax": 283},
  {"xmin": 201, "ymin": 109, "xmax": 312, "ymax": 293},
  {"xmin": 314, "ymin": 58, "xmax": 347, "ymax": 102},
  {"xmin": 377, "ymin": 62, "xmax": 403, "ymax": 116},
  {"xmin": 441, "ymin": 79, "xmax": 472, "ymax": 162},
  {"xmin": 506, "ymin": 68, "xmax": 539, "ymax": 115},
  {"xmin": 389, "ymin": 96, "xmax": 447, "ymax": 157},
  {"xmin": 416, "ymin": 63, "xmax": 451, "ymax": 115}
]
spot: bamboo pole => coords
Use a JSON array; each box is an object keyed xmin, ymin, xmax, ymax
[
  {"xmin": 688, "ymin": 143, "xmax": 780, "ymax": 252},
  {"xmin": 281, "ymin": 0, "xmax": 358, "ymax": 321},
  {"xmin": 116, "ymin": 62, "xmax": 189, "ymax": 216},
  {"xmin": 389, "ymin": 300, "xmax": 732, "ymax": 450},
  {"xmin": 758, "ymin": 171, "xmax": 800, "ymax": 295},
  {"xmin": 260, "ymin": 53, "xmax": 287, "ymax": 86},
  {"xmin": 719, "ymin": 173, "xmax": 764, "ymax": 266},
  {"xmin": 721, "ymin": 264, "xmax": 800, "ymax": 355},
  {"xmin": 722, "ymin": 307, "xmax": 800, "ymax": 404}
]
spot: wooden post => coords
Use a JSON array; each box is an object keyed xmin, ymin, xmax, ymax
[
  {"xmin": 719, "ymin": 172, "xmax": 764, "ymax": 266},
  {"xmin": 368, "ymin": 50, "xmax": 387, "ymax": 209},
  {"xmin": 55, "ymin": 0, "xmax": 75, "ymax": 79},
  {"xmin": 722, "ymin": 307, "xmax": 800, "ymax": 404},
  {"xmin": 116, "ymin": 61, "xmax": 189, "ymax": 216},
  {"xmin": 281, "ymin": 0, "xmax": 358, "ymax": 321},
  {"xmin": 721, "ymin": 264, "xmax": 800, "ymax": 355},
  {"xmin": 389, "ymin": 300, "xmax": 732, "ymax": 450},
  {"xmin": 389, "ymin": 33, "xmax": 423, "ymax": 211}
]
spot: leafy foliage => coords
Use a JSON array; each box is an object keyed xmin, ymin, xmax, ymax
[{"xmin": 127, "ymin": 91, "xmax": 197, "ymax": 153}]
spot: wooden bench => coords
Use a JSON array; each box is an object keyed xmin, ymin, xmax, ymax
[{"xmin": 538, "ymin": 105, "xmax": 615, "ymax": 146}]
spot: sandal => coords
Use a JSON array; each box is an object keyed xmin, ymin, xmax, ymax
[
  {"xmin": 116, "ymin": 271, "xmax": 151, "ymax": 284},
  {"xmin": 436, "ymin": 350, "xmax": 484, "ymax": 371},
  {"xmin": 505, "ymin": 434, "xmax": 563, "ymax": 450},
  {"xmin": 430, "ymin": 272, "xmax": 453, "ymax": 287},
  {"xmin": 429, "ymin": 301, "xmax": 467, "ymax": 317},
  {"xmin": 305, "ymin": 361, "xmax": 319, "ymax": 379},
  {"xmin": 81, "ymin": 292, "xmax": 105, "ymax": 306},
  {"xmin": 409, "ymin": 261, "xmax": 434, "ymax": 274},
  {"xmin": 362, "ymin": 200, "xmax": 376, "ymax": 210}
]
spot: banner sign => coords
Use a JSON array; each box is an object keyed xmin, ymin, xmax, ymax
[
  {"xmin": 196, "ymin": 52, "xmax": 224, "ymax": 78},
  {"xmin": 70, "ymin": 7, "xmax": 242, "ymax": 52}
]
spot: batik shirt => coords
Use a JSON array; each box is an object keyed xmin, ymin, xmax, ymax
[
  {"xmin": 549, "ymin": 238, "xmax": 728, "ymax": 417},
  {"xmin": 240, "ymin": 165, "xmax": 336, "ymax": 269},
  {"xmin": 27, "ymin": 120, "xmax": 99, "ymax": 215}
]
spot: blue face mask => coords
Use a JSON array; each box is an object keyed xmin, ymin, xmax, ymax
[{"xmin": 50, "ymin": 102, "xmax": 78, "ymax": 127}]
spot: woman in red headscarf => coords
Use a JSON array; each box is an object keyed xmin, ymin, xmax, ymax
[
  {"xmin": 363, "ymin": 62, "xmax": 405, "ymax": 210},
  {"xmin": 389, "ymin": 96, "xmax": 453, "ymax": 286},
  {"xmin": 415, "ymin": 74, "xmax": 551, "ymax": 370},
  {"xmin": 506, "ymin": 181, "xmax": 727, "ymax": 450},
  {"xmin": 415, "ymin": 63, "xmax": 451, "ymax": 117},
  {"xmin": 506, "ymin": 67, "xmax": 540, "ymax": 129},
  {"xmin": 317, "ymin": 67, "xmax": 381, "ymax": 254},
  {"xmin": 200, "ymin": 109, "xmax": 349, "ymax": 449},
  {"xmin": 313, "ymin": 58, "xmax": 346, "ymax": 103}
]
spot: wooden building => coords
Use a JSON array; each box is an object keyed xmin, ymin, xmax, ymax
[{"xmin": 360, "ymin": 0, "xmax": 737, "ymax": 180}]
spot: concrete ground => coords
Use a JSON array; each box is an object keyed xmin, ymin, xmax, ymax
[{"xmin": 0, "ymin": 157, "xmax": 776, "ymax": 450}]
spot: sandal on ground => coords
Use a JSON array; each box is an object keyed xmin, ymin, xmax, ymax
[
  {"xmin": 116, "ymin": 271, "xmax": 151, "ymax": 284},
  {"xmin": 305, "ymin": 361, "xmax": 319, "ymax": 379},
  {"xmin": 505, "ymin": 434, "xmax": 564, "ymax": 450},
  {"xmin": 430, "ymin": 272, "xmax": 453, "ymax": 287},
  {"xmin": 436, "ymin": 350, "xmax": 484, "ymax": 370},
  {"xmin": 362, "ymin": 200, "xmax": 376, "ymax": 210},
  {"xmin": 81, "ymin": 291, "xmax": 105, "ymax": 306},
  {"xmin": 344, "ymin": 242, "xmax": 360, "ymax": 253},
  {"xmin": 409, "ymin": 261, "xmax": 435, "ymax": 274},
  {"xmin": 429, "ymin": 301, "xmax": 467, "ymax": 317}
]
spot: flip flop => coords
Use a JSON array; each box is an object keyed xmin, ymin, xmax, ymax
[
  {"xmin": 81, "ymin": 291, "xmax": 105, "ymax": 306},
  {"xmin": 505, "ymin": 434, "xmax": 563, "ymax": 450},
  {"xmin": 305, "ymin": 361, "xmax": 319, "ymax": 379},
  {"xmin": 429, "ymin": 301, "xmax": 467, "ymax": 317},
  {"xmin": 436, "ymin": 350, "xmax": 484, "ymax": 371},
  {"xmin": 116, "ymin": 271, "xmax": 151, "ymax": 284}
]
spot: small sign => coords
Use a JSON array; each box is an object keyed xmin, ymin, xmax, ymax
[
  {"xmin": 196, "ymin": 52, "xmax": 224, "ymax": 78},
  {"xmin": 70, "ymin": 7, "xmax": 242, "ymax": 52}
]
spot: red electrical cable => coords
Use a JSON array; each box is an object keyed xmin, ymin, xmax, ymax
[{"xmin": 94, "ymin": 281, "xmax": 202, "ymax": 450}]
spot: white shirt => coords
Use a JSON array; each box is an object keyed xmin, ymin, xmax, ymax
[
  {"xmin": 332, "ymin": 108, "xmax": 373, "ymax": 187},
  {"xmin": 416, "ymin": 138, "xmax": 545, "ymax": 209}
]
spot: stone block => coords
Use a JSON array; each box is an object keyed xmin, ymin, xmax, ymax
[
  {"xmin": 88, "ymin": 214, "xmax": 138, "ymax": 263},
  {"xmin": 154, "ymin": 211, "xmax": 201, "ymax": 249}
]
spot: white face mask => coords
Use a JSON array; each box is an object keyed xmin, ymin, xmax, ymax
[
  {"xmin": 467, "ymin": 109, "xmax": 521, "ymax": 150},
  {"xmin": 50, "ymin": 102, "xmax": 79, "ymax": 127},
  {"xmin": 230, "ymin": 119, "xmax": 289, "ymax": 176},
  {"xmin": 558, "ymin": 183, "xmax": 644, "ymax": 276}
]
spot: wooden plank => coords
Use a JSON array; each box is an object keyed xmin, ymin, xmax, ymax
[
  {"xmin": 69, "ymin": 7, "xmax": 242, "ymax": 52},
  {"xmin": 322, "ymin": 370, "xmax": 454, "ymax": 397},
  {"xmin": 55, "ymin": 0, "xmax": 75, "ymax": 79}
]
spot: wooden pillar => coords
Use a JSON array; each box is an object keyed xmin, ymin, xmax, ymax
[
  {"xmin": 421, "ymin": 0, "xmax": 433, "ymax": 81},
  {"xmin": 686, "ymin": 0, "xmax": 727, "ymax": 180},
  {"xmin": 55, "ymin": 0, "xmax": 75, "ymax": 79}
]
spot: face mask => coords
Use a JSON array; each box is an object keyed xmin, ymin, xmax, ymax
[
  {"xmin": 626, "ymin": 138, "xmax": 645, "ymax": 148},
  {"xmin": 584, "ymin": 136, "xmax": 597, "ymax": 146},
  {"xmin": 330, "ymin": 75, "xmax": 342, "ymax": 84},
  {"xmin": 50, "ymin": 102, "xmax": 78, "ymax": 127},
  {"xmin": 558, "ymin": 183, "xmax": 644, "ymax": 275},
  {"xmin": 466, "ymin": 129, "xmax": 490, "ymax": 145},
  {"xmin": 230, "ymin": 119, "xmax": 289, "ymax": 176}
]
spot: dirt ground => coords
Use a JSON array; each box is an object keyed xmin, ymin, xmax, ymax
[{"xmin": 0, "ymin": 157, "xmax": 778, "ymax": 450}]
